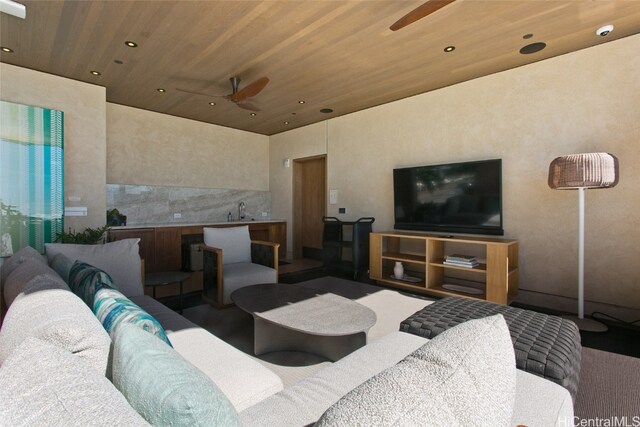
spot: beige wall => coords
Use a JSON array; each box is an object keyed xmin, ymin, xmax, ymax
[
  {"xmin": 270, "ymin": 34, "xmax": 640, "ymax": 312},
  {"xmin": 0, "ymin": 63, "xmax": 107, "ymax": 231},
  {"xmin": 107, "ymin": 104, "xmax": 269, "ymax": 191}
]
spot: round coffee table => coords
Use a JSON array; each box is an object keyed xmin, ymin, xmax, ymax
[{"xmin": 231, "ymin": 283, "xmax": 376, "ymax": 361}]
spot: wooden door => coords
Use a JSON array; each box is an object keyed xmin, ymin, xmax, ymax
[{"xmin": 293, "ymin": 155, "xmax": 326, "ymax": 259}]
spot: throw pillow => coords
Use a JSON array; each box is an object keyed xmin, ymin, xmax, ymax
[
  {"xmin": 0, "ymin": 245, "xmax": 46, "ymax": 285},
  {"xmin": 45, "ymin": 238, "xmax": 143, "ymax": 297},
  {"xmin": 3, "ymin": 257, "xmax": 69, "ymax": 307},
  {"xmin": 112, "ymin": 323, "xmax": 240, "ymax": 427},
  {"xmin": 315, "ymin": 314, "xmax": 517, "ymax": 427},
  {"xmin": 0, "ymin": 337, "xmax": 149, "ymax": 426},
  {"xmin": 93, "ymin": 285, "xmax": 172, "ymax": 347},
  {"xmin": 0, "ymin": 286, "xmax": 112, "ymax": 376},
  {"xmin": 68, "ymin": 260, "xmax": 115, "ymax": 307},
  {"xmin": 203, "ymin": 226, "xmax": 252, "ymax": 265},
  {"xmin": 50, "ymin": 251, "xmax": 74, "ymax": 283}
]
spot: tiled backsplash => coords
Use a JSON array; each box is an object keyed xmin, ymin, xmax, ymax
[{"xmin": 107, "ymin": 184, "xmax": 271, "ymax": 226}]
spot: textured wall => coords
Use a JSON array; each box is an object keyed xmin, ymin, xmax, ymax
[
  {"xmin": 107, "ymin": 104, "xmax": 269, "ymax": 191},
  {"xmin": 0, "ymin": 64, "xmax": 107, "ymax": 232},
  {"xmin": 270, "ymin": 35, "xmax": 640, "ymax": 312}
]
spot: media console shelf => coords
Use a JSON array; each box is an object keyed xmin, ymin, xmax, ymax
[{"xmin": 369, "ymin": 231, "xmax": 518, "ymax": 305}]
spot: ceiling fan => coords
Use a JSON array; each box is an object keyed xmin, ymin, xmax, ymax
[
  {"xmin": 390, "ymin": 0, "xmax": 455, "ymax": 31},
  {"xmin": 176, "ymin": 76, "xmax": 269, "ymax": 111}
]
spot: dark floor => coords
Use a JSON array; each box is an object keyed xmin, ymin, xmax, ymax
[{"xmin": 162, "ymin": 261, "xmax": 640, "ymax": 359}]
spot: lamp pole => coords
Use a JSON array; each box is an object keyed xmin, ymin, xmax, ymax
[{"xmin": 578, "ymin": 187, "xmax": 585, "ymax": 320}]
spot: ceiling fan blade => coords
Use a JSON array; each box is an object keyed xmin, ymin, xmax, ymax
[
  {"xmin": 236, "ymin": 102, "xmax": 260, "ymax": 112},
  {"xmin": 229, "ymin": 77, "xmax": 270, "ymax": 102},
  {"xmin": 175, "ymin": 87, "xmax": 225, "ymax": 98},
  {"xmin": 390, "ymin": 0, "xmax": 455, "ymax": 31}
]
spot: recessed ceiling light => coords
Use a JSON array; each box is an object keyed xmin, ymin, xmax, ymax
[
  {"xmin": 444, "ymin": 46, "xmax": 455, "ymax": 52},
  {"xmin": 125, "ymin": 41, "xmax": 138, "ymax": 48},
  {"xmin": 114, "ymin": 59, "xmax": 124, "ymax": 65},
  {"xmin": 519, "ymin": 42, "xmax": 546, "ymax": 55},
  {"xmin": 90, "ymin": 70, "xmax": 101, "ymax": 76},
  {"xmin": 320, "ymin": 108, "xmax": 333, "ymax": 114},
  {"xmin": 596, "ymin": 24, "xmax": 614, "ymax": 37},
  {"xmin": 208, "ymin": 102, "xmax": 216, "ymax": 106},
  {"xmin": 523, "ymin": 33, "xmax": 534, "ymax": 39},
  {"xmin": 250, "ymin": 113, "xmax": 257, "ymax": 116},
  {"xmin": 1, "ymin": 46, "xmax": 13, "ymax": 53},
  {"xmin": 284, "ymin": 121, "xmax": 290, "ymax": 125},
  {"xmin": 157, "ymin": 88, "xmax": 166, "ymax": 93},
  {"xmin": 298, "ymin": 100, "xmax": 305, "ymax": 104}
]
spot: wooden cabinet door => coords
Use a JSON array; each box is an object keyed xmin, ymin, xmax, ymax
[{"xmin": 155, "ymin": 227, "xmax": 182, "ymax": 272}]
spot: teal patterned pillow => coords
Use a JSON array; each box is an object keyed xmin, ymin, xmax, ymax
[
  {"xmin": 68, "ymin": 261, "xmax": 114, "ymax": 307},
  {"xmin": 94, "ymin": 286, "xmax": 172, "ymax": 347}
]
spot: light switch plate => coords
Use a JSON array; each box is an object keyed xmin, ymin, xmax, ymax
[{"xmin": 329, "ymin": 189, "xmax": 338, "ymax": 205}]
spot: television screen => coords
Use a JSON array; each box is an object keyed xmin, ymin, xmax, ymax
[{"xmin": 393, "ymin": 159, "xmax": 503, "ymax": 235}]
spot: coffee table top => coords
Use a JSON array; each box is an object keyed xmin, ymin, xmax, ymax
[{"xmin": 231, "ymin": 283, "xmax": 376, "ymax": 336}]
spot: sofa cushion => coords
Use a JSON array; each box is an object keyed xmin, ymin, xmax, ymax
[
  {"xmin": 0, "ymin": 285, "xmax": 112, "ymax": 375},
  {"xmin": 204, "ymin": 226, "xmax": 251, "ymax": 265},
  {"xmin": 221, "ymin": 262, "xmax": 277, "ymax": 305},
  {"xmin": 0, "ymin": 337, "xmax": 149, "ymax": 426},
  {"xmin": 68, "ymin": 260, "xmax": 115, "ymax": 307},
  {"xmin": 239, "ymin": 331, "xmax": 429, "ymax": 427},
  {"xmin": 45, "ymin": 238, "xmax": 143, "ymax": 297},
  {"xmin": 112, "ymin": 323, "xmax": 240, "ymax": 426},
  {"xmin": 94, "ymin": 285, "xmax": 172, "ymax": 347},
  {"xmin": 131, "ymin": 295, "xmax": 284, "ymax": 411},
  {"xmin": 0, "ymin": 245, "xmax": 46, "ymax": 286},
  {"xmin": 3, "ymin": 257, "xmax": 69, "ymax": 307},
  {"xmin": 512, "ymin": 369, "xmax": 574, "ymax": 427},
  {"xmin": 315, "ymin": 315, "xmax": 517, "ymax": 427}
]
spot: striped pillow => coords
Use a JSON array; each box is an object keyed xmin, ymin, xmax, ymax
[
  {"xmin": 93, "ymin": 286, "xmax": 172, "ymax": 347},
  {"xmin": 68, "ymin": 261, "xmax": 114, "ymax": 307}
]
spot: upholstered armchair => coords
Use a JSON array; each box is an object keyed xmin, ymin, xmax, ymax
[{"xmin": 201, "ymin": 226, "xmax": 279, "ymax": 307}]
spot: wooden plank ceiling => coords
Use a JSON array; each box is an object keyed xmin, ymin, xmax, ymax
[{"xmin": 1, "ymin": 1, "xmax": 639, "ymax": 136}]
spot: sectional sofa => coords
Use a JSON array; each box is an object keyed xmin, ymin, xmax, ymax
[{"xmin": 0, "ymin": 239, "xmax": 575, "ymax": 426}]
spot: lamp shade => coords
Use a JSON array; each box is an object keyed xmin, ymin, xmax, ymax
[{"xmin": 548, "ymin": 152, "xmax": 618, "ymax": 189}]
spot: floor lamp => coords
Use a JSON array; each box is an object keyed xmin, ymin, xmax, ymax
[{"xmin": 548, "ymin": 153, "xmax": 618, "ymax": 332}]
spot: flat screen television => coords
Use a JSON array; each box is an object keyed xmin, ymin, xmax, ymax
[{"xmin": 393, "ymin": 159, "xmax": 503, "ymax": 236}]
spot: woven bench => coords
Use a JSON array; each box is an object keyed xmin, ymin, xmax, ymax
[{"xmin": 400, "ymin": 297, "xmax": 581, "ymax": 399}]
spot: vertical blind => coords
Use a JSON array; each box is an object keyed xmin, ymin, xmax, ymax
[{"xmin": 0, "ymin": 100, "xmax": 64, "ymax": 256}]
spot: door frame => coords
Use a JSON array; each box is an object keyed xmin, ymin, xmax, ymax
[{"xmin": 292, "ymin": 154, "xmax": 327, "ymax": 259}]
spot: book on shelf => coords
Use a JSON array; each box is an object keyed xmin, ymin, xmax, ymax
[
  {"xmin": 443, "ymin": 260, "xmax": 480, "ymax": 268},
  {"xmin": 445, "ymin": 254, "xmax": 478, "ymax": 262}
]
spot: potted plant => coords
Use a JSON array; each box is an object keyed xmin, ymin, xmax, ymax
[
  {"xmin": 55, "ymin": 225, "xmax": 110, "ymax": 244},
  {"xmin": 106, "ymin": 208, "xmax": 127, "ymax": 226}
]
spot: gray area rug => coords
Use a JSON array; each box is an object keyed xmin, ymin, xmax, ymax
[
  {"xmin": 575, "ymin": 347, "xmax": 640, "ymax": 423},
  {"xmin": 182, "ymin": 276, "xmax": 640, "ymax": 421}
]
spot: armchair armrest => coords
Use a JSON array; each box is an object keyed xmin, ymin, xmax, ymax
[
  {"xmin": 201, "ymin": 244, "xmax": 224, "ymax": 306},
  {"xmin": 251, "ymin": 240, "xmax": 279, "ymax": 274}
]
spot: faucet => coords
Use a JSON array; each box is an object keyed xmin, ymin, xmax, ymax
[{"xmin": 238, "ymin": 202, "xmax": 246, "ymax": 221}]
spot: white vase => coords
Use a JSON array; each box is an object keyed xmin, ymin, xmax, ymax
[{"xmin": 393, "ymin": 262, "xmax": 404, "ymax": 279}]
